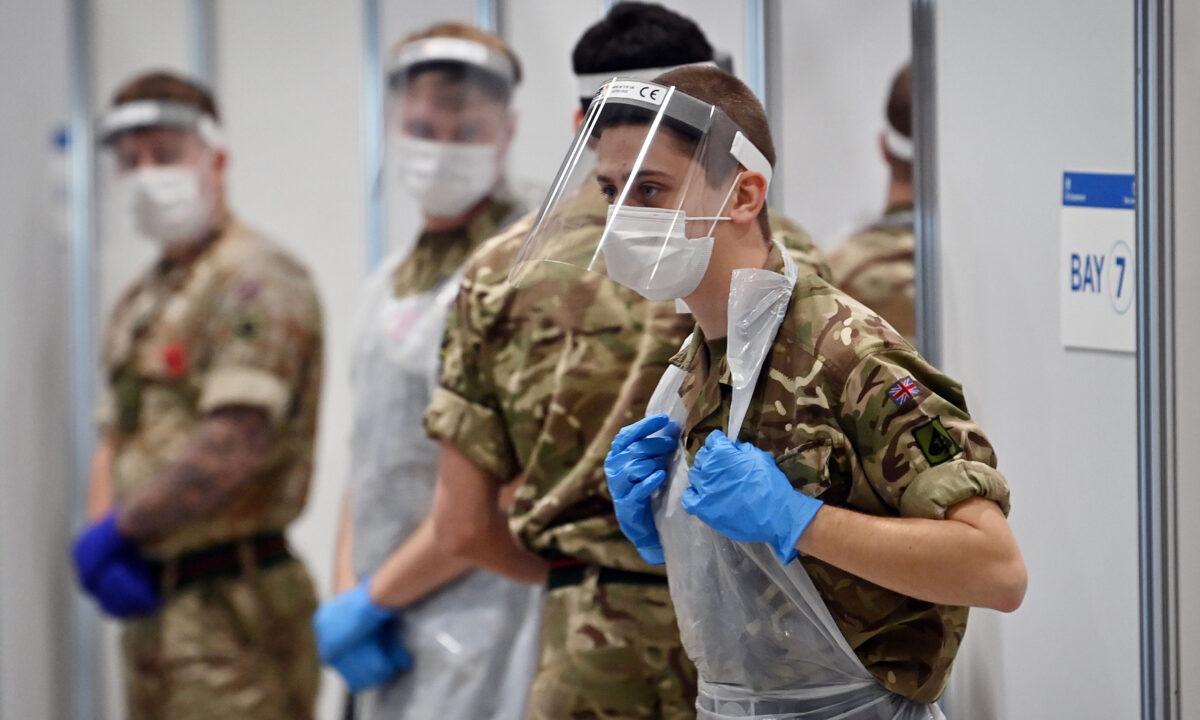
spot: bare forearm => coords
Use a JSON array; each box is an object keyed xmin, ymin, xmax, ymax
[
  {"xmin": 116, "ymin": 406, "xmax": 269, "ymax": 542},
  {"xmin": 333, "ymin": 488, "xmax": 357, "ymax": 594},
  {"xmin": 797, "ymin": 498, "xmax": 1026, "ymax": 611},
  {"xmin": 367, "ymin": 518, "xmax": 475, "ymax": 608},
  {"xmin": 86, "ymin": 434, "xmax": 117, "ymax": 521},
  {"xmin": 447, "ymin": 507, "xmax": 548, "ymax": 584}
]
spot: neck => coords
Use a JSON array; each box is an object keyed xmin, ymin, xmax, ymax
[
  {"xmin": 684, "ymin": 227, "xmax": 771, "ymax": 340},
  {"xmin": 160, "ymin": 200, "xmax": 225, "ymax": 265},
  {"xmin": 422, "ymin": 195, "xmax": 492, "ymax": 233},
  {"xmin": 886, "ymin": 177, "xmax": 913, "ymax": 210}
]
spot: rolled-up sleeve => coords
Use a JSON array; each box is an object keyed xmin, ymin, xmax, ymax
[{"xmin": 837, "ymin": 348, "xmax": 1011, "ymax": 519}]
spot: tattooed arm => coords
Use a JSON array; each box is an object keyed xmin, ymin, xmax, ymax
[{"xmin": 116, "ymin": 406, "xmax": 270, "ymax": 542}]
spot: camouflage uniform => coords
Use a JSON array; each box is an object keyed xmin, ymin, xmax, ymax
[
  {"xmin": 98, "ymin": 215, "xmax": 323, "ymax": 720},
  {"xmin": 828, "ymin": 203, "xmax": 915, "ymax": 342},
  {"xmin": 424, "ymin": 190, "xmax": 830, "ymax": 719},
  {"xmin": 669, "ymin": 242, "xmax": 1010, "ymax": 704}
]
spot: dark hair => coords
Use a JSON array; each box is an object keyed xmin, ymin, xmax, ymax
[
  {"xmin": 884, "ymin": 62, "xmax": 912, "ymax": 179},
  {"xmin": 392, "ymin": 22, "xmax": 521, "ymax": 104},
  {"xmin": 112, "ymin": 71, "xmax": 219, "ymax": 120},
  {"xmin": 573, "ymin": 2, "xmax": 713, "ymax": 111},
  {"xmin": 653, "ymin": 66, "xmax": 774, "ymax": 237}
]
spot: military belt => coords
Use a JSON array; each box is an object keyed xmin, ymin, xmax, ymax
[
  {"xmin": 546, "ymin": 560, "xmax": 668, "ymax": 591},
  {"xmin": 153, "ymin": 531, "xmax": 292, "ymax": 592}
]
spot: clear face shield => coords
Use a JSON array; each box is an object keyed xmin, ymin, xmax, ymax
[
  {"xmin": 384, "ymin": 36, "xmax": 517, "ymax": 229},
  {"xmin": 508, "ymin": 79, "xmax": 772, "ymax": 301},
  {"xmin": 97, "ymin": 100, "xmax": 225, "ymax": 248}
]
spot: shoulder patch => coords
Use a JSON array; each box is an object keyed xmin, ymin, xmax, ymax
[
  {"xmin": 887, "ymin": 376, "xmax": 922, "ymax": 406},
  {"xmin": 913, "ymin": 417, "xmax": 961, "ymax": 466}
]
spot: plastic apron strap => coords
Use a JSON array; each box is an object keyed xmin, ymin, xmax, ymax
[{"xmin": 725, "ymin": 241, "xmax": 797, "ymax": 438}]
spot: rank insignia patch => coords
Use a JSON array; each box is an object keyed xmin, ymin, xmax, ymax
[
  {"xmin": 913, "ymin": 417, "xmax": 961, "ymax": 467},
  {"xmin": 887, "ymin": 376, "xmax": 922, "ymax": 406}
]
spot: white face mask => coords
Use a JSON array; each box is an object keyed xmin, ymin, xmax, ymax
[
  {"xmin": 599, "ymin": 175, "xmax": 741, "ymax": 302},
  {"xmin": 121, "ymin": 164, "xmax": 217, "ymax": 246},
  {"xmin": 600, "ymin": 206, "xmax": 717, "ymax": 301},
  {"xmin": 390, "ymin": 135, "xmax": 501, "ymax": 218}
]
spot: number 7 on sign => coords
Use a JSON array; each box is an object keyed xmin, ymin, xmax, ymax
[{"xmin": 1114, "ymin": 255, "xmax": 1126, "ymax": 297}]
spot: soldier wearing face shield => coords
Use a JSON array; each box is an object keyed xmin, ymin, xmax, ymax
[
  {"xmin": 422, "ymin": 4, "xmax": 830, "ymax": 718},
  {"xmin": 550, "ymin": 66, "xmax": 1027, "ymax": 718},
  {"xmin": 313, "ymin": 23, "xmax": 540, "ymax": 720},
  {"xmin": 73, "ymin": 72, "xmax": 323, "ymax": 720},
  {"xmin": 830, "ymin": 63, "xmax": 917, "ymax": 342}
]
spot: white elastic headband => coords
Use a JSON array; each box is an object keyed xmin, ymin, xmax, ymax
[
  {"xmin": 730, "ymin": 130, "xmax": 772, "ymax": 189},
  {"xmin": 99, "ymin": 100, "xmax": 226, "ymax": 149},
  {"xmin": 576, "ymin": 60, "xmax": 717, "ymax": 101},
  {"xmin": 883, "ymin": 124, "xmax": 913, "ymax": 162},
  {"xmin": 389, "ymin": 36, "xmax": 518, "ymax": 87}
]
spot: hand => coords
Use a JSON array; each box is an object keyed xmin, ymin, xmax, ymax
[
  {"xmin": 605, "ymin": 414, "xmax": 680, "ymax": 565},
  {"xmin": 313, "ymin": 581, "xmax": 396, "ymax": 662},
  {"xmin": 328, "ymin": 619, "xmax": 412, "ymax": 692},
  {"xmin": 72, "ymin": 513, "xmax": 161, "ymax": 618},
  {"xmin": 682, "ymin": 430, "xmax": 824, "ymax": 564}
]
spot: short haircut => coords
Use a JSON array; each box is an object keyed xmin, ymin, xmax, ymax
[
  {"xmin": 393, "ymin": 22, "xmax": 521, "ymax": 105},
  {"xmin": 111, "ymin": 71, "xmax": 219, "ymax": 120},
  {"xmin": 886, "ymin": 63, "xmax": 913, "ymax": 138},
  {"xmin": 573, "ymin": 2, "xmax": 713, "ymax": 112},
  {"xmin": 653, "ymin": 65, "xmax": 774, "ymax": 237}
]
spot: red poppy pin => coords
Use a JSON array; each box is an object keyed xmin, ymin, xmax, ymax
[{"xmin": 163, "ymin": 342, "xmax": 188, "ymax": 378}]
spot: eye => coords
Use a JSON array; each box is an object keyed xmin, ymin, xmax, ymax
[
  {"xmin": 404, "ymin": 120, "xmax": 437, "ymax": 140},
  {"xmin": 456, "ymin": 125, "xmax": 482, "ymax": 142},
  {"xmin": 636, "ymin": 183, "xmax": 661, "ymax": 202},
  {"xmin": 598, "ymin": 184, "xmax": 617, "ymax": 202}
]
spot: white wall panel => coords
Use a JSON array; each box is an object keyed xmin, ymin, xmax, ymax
[
  {"xmin": 937, "ymin": 1, "xmax": 1139, "ymax": 718},
  {"xmin": 215, "ymin": 2, "xmax": 367, "ymax": 717},
  {"xmin": 774, "ymin": 0, "xmax": 910, "ymax": 247},
  {"xmin": 0, "ymin": 3, "xmax": 72, "ymax": 719}
]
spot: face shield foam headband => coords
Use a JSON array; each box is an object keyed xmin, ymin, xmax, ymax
[
  {"xmin": 387, "ymin": 36, "xmax": 518, "ymax": 90},
  {"xmin": 98, "ymin": 100, "xmax": 225, "ymax": 150}
]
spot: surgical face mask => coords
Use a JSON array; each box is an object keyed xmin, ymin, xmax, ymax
[
  {"xmin": 390, "ymin": 135, "xmax": 501, "ymax": 218},
  {"xmin": 121, "ymin": 164, "xmax": 216, "ymax": 246},
  {"xmin": 599, "ymin": 175, "xmax": 741, "ymax": 302},
  {"xmin": 600, "ymin": 206, "xmax": 721, "ymax": 301}
]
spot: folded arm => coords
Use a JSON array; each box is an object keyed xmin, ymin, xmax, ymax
[{"xmin": 115, "ymin": 405, "xmax": 269, "ymax": 542}]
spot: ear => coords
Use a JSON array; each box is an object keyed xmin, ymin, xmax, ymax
[
  {"xmin": 572, "ymin": 107, "xmax": 585, "ymax": 132},
  {"xmin": 727, "ymin": 170, "xmax": 768, "ymax": 227},
  {"xmin": 878, "ymin": 131, "xmax": 890, "ymax": 163}
]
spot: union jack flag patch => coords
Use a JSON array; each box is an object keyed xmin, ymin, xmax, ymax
[{"xmin": 888, "ymin": 376, "xmax": 921, "ymax": 406}]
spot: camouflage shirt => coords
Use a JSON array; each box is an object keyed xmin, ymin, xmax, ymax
[
  {"xmin": 671, "ymin": 243, "xmax": 1010, "ymax": 704},
  {"xmin": 828, "ymin": 204, "xmax": 915, "ymax": 343},
  {"xmin": 98, "ymin": 216, "xmax": 323, "ymax": 559},
  {"xmin": 424, "ymin": 192, "xmax": 831, "ymax": 573}
]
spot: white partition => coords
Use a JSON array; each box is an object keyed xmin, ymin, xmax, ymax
[
  {"xmin": 773, "ymin": 0, "xmax": 910, "ymax": 247},
  {"xmin": 0, "ymin": 3, "xmax": 72, "ymax": 719},
  {"xmin": 936, "ymin": 1, "xmax": 1139, "ymax": 718},
  {"xmin": 1175, "ymin": 0, "xmax": 1200, "ymax": 714}
]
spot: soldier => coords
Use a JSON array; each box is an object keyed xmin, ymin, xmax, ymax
[
  {"xmin": 422, "ymin": 4, "xmax": 830, "ymax": 719},
  {"xmin": 312, "ymin": 22, "xmax": 541, "ymax": 720},
  {"xmin": 829, "ymin": 63, "xmax": 917, "ymax": 342},
  {"xmin": 537, "ymin": 66, "xmax": 1024, "ymax": 715},
  {"xmin": 72, "ymin": 72, "xmax": 323, "ymax": 720}
]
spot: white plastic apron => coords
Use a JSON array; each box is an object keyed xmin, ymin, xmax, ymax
[
  {"xmin": 348, "ymin": 248, "xmax": 542, "ymax": 720},
  {"xmin": 648, "ymin": 243, "xmax": 943, "ymax": 719}
]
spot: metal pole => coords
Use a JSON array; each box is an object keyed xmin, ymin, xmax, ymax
[
  {"xmin": 744, "ymin": 0, "xmax": 782, "ymax": 205},
  {"xmin": 1135, "ymin": 0, "xmax": 1178, "ymax": 717},
  {"xmin": 910, "ymin": 0, "xmax": 942, "ymax": 366},
  {"xmin": 67, "ymin": 0, "xmax": 98, "ymax": 718},
  {"xmin": 362, "ymin": 0, "xmax": 384, "ymax": 270},
  {"xmin": 189, "ymin": 0, "xmax": 218, "ymax": 88}
]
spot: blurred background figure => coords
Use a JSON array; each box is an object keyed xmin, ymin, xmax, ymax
[
  {"xmin": 828, "ymin": 63, "xmax": 916, "ymax": 342},
  {"xmin": 72, "ymin": 71, "xmax": 325, "ymax": 720},
  {"xmin": 313, "ymin": 22, "xmax": 541, "ymax": 720}
]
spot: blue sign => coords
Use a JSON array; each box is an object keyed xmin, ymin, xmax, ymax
[{"xmin": 1062, "ymin": 172, "xmax": 1135, "ymax": 210}]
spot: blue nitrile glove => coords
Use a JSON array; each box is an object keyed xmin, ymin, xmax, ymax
[
  {"xmin": 72, "ymin": 513, "xmax": 162, "ymax": 618},
  {"xmin": 682, "ymin": 430, "xmax": 824, "ymax": 564},
  {"xmin": 328, "ymin": 618, "xmax": 412, "ymax": 692},
  {"xmin": 314, "ymin": 581, "xmax": 398, "ymax": 662},
  {"xmin": 605, "ymin": 414, "xmax": 681, "ymax": 565}
]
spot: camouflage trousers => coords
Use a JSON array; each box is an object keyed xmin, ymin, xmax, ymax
[
  {"xmin": 121, "ymin": 557, "xmax": 319, "ymax": 720},
  {"xmin": 527, "ymin": 567, "xmax": 697, "ymax": 720}
]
